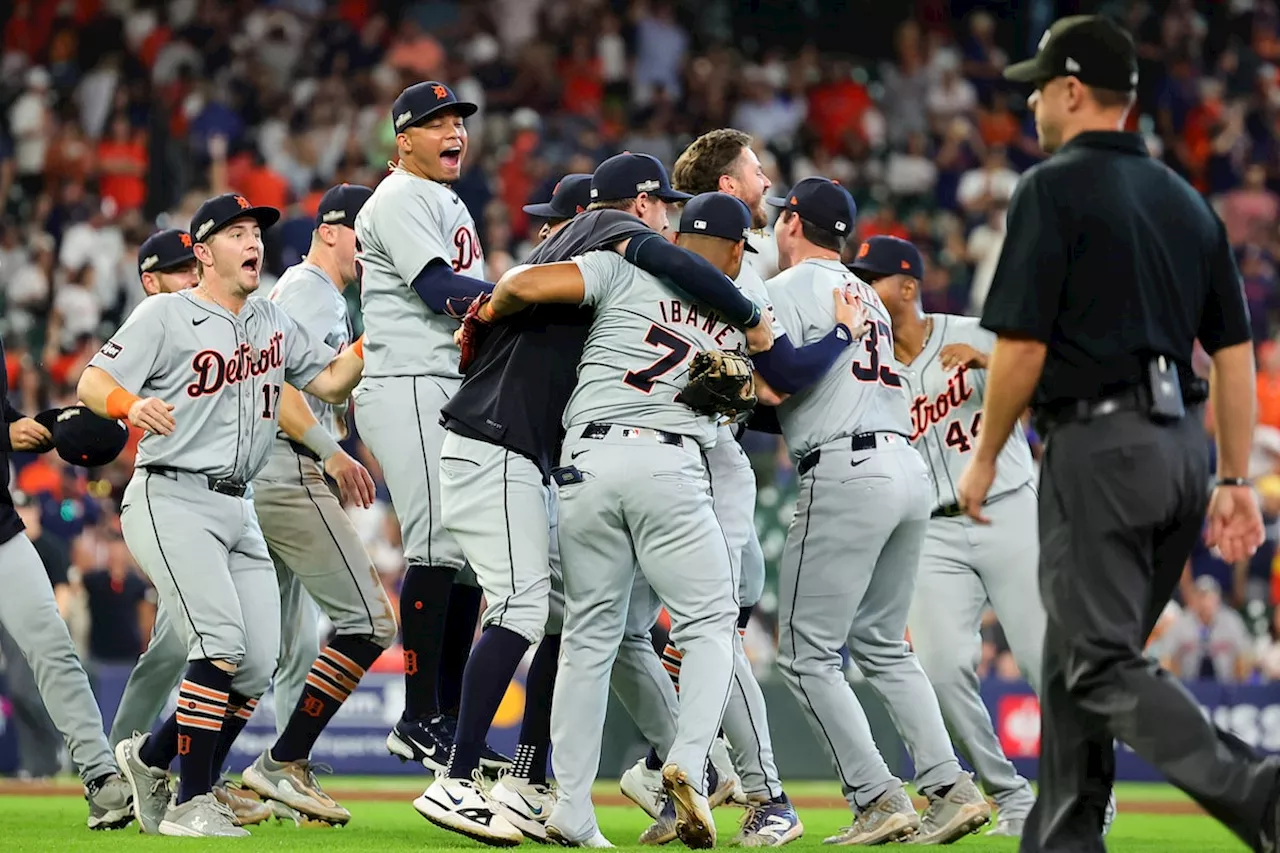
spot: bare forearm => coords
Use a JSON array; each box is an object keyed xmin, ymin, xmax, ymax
[
  {"xmin": 76, "ymin": 366, "xmax": 125, "ymax": 417},
  {"xmin": 974, "ymin": 337, "xmax": 1045, "ymax": 464},
  {"xmin": 489, "ymin": 267, "xmax": 535, "ymax": 318},
  {"xmin": 1210, "ymin": 341, "xmax": 1256, "ymax": 479},
  {"xmin": 305, "ymin": 349, "xmax": 364, "ymax": 405}
]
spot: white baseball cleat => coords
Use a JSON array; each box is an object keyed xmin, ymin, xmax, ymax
[
  {"xmin": 709, "ymin": 736, "xmax": 747, "ymax": 806},
  {"xmin": 413, "ymin": 771, "xmax": 523, "ymax": 847},
  {"xmin": 1103, "ymin": 790, "xmax": 1117, "ymax": 836},
  {"xmin": 547, "ymin": 824, "xmax": 615, "ymax": 847},
  {"xmin": 489, "ymin": 775, "xmax": 556, "ymax": 842},
  {"xmin": 620, "ymin": 758, "xmax": 664, "ymax": 819}
]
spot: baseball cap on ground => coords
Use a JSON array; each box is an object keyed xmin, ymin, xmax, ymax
[
  {"xmin": 848, "ymin": 236, "xmax": 924, "ymax": 280},
  {"xmin": 590, "ymin": 153, "xmax": 693, "ymax": 203},
  {"xmin": 1005, "ymin": 15, "xmax": 1138, "ymax": 91},
  {"xmin": 391, "ymin": 81, "xmax": 478, "ymax": 133},
  {"xmin": 523, "ymin": 174, "xmax": 593, "ymax": 220},
  {"xmin": 190, "ymin": 194, "xmax": 280, "ymax": 243},
  {"xmin": 677, "ymin": 192, "xmax": 758, "ymax": 253},
  {"xmin": 34, "ymin": 405, "xmax": 128, "ymax": 468},
  {"xmin": 138, "ymin": 229, "xmax": 195, "ymax": 277},
  {"xmin": 766, "ymin": 177, "xmax": 857, "ymax": 237},
  {"xmin": 316, "ymin": 183, "xmax": 373, "ymax": 229}
]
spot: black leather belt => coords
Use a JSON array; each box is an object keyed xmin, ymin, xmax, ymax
[
  {"xmin": 932, "ymin": 504, "xmax": 966, "ymax": 519},
  {"xmin": 797, "ymin": 432, "xmax": 903, "ymax": 477},
  {"xmin": 288, "ymin": 439, "xmax": 321, "ymax": 463},
  {"xmin": 144, "ymin": 466, "xmax": 247, "ymax": 498},
  {"xmin": 582, "ymin": 422, "xmax": 684, "ymax": 447}
]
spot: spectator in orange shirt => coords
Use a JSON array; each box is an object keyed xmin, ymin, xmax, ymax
[
  {"xmin": 1257, "ymin": 341, "xmax": 1280, "ymax": 430},
  {"xmin": 977, "ymin": 91, "xmax": 1020, "ymax": 148},
  {"xmin": 95, "ymin": 114, "xmax": 147, "ymax": 213}
]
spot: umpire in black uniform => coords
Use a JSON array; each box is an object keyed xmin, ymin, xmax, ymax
[{"xmin": 956, "ymin": 15, "xmax": 1279, "ymax": 853}]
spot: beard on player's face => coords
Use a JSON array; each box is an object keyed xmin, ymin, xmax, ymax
[
  {"xmin": 154, "ymin": 263, "xmax": 199, "ymax": 294},
  {"xmin": 730, "ymin": 149, "xmax": 771, "ymax": 230}
]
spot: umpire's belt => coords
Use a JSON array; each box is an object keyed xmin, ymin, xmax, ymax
[
  {"xmin": 1036, "ymin": 387, "xmax": 1146, "ymax": 434},
  {"xmin": 581, "ymin": 422, "xmax": 684, "ymax": 447},
  {"xmin": 796, "ymin": 431, "xmax": 906, "ymax": 477},
  {"xmin": 144, "ymin": 466, "xmax": 247, "ymax": 498}
]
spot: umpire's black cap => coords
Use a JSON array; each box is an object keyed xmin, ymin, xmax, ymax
[
  {"xmin": 34, "ymin": 405, "xmax": 129, "ymax": 468},
  {"xmin": 190, "ymin": 193, "xmax": 280, "ymax": 243},
  {"xmin": 316, "ymin": 183, "xmax": 373, "ymax": 229},
  {"xmin": 590, "ymin": 153, "xmax": 693, "ymax": 203},
  {"xmin": 392, "ymin": 81, "xmax": 478, "ymax": 134},
  {"xmin": 137, "ymin": 229, "xmax": 195, "ymax": 277},
  {"xmin": 766, "ymin": 177, "xmax": 857, "ymax": 238},
  {"xmin": 848, "ymin": 236, "xmax": 924, "ymax": 280},
  {"xmin": 1005, "ymin": 15, "xmax": 1138, "ymax": 91},
  {"xmin": 678, "ymin": 192, "xmax": 758, "ymax": 253},
  {"xmin": 523, "ymin": 174, "xmax": 593, "ymax": 220}
]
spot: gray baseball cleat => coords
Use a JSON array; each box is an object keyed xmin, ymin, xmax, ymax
[
  {"xmin": 911, "ymin": 773, "xmax": 992, "ymax": 844},
  {"xmin": 241, "ymin": 750, "xmax": 351, "ymax": 825},
  {"xmin": 114, "ymin": 732, "xmax": 172, "ymax": 835},
  {"xmin": 158, "ymin": 792, "xmax": 250, "ymax": 837},
  {"xmin": 85, "ymin": 773, "xmax": 134, "ymax": 830},
  {"xmin": 985, "ymin": 816, "xmax": 1026, "ymax": 837},
  {"xmin": 823, "ymin": 787, "xmax": 920, "ymax": 845}
]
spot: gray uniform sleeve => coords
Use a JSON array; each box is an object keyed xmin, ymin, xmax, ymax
[
  {"xmin": 764, "ymin": 280, "xmax": 805, "ymax": 343},
  {"xmin": 372, "ymin": 184, "xmax": 453, "ymax": 284},
  {"xmin": 273, "ymin": 276, "xmax": 343, "ymax": 344},
  {"xmin": 574, "ymin": 251, "xmax": 628, "ymax": 307},
  {"xmin": 86, "ymin": 296, "xmax": 170, "ymax": 393},
  {"xmin": 281, "ymin": 309, "xmax": 338, "ymax": 390}
]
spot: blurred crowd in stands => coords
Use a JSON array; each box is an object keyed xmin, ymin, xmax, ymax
[{"xmin": 4, "ymin": 0, "xmax": 1280, "ymax": 689}]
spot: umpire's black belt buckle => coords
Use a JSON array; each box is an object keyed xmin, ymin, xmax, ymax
[{"xmin": 581, "ymin": 422, "xmax": 683, "ymax": 447}]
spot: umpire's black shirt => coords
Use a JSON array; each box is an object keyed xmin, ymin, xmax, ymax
[
  {"xmin": 0, "ymin": 334, "xmax": 28, "ymax": 545},
  {"xmin": 440, "ymin": 210, "xmax": 650, "ymax": 476},
  {"xmin": 981, "ymin": 131, "xmax": 1251, "ymax": 410}
]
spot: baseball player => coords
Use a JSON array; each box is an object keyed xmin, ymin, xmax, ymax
[
  {"xmin": 763, "ymin": 179, "xmax": 991, "ymax": 845},
  {"xmin": 0, "ymin": 335, "xmax": 134, "ymax": 830},
  {"xmin": 350, "ymin": 81, "xmax": 509, "ymax": 773},
  {"xmin": 77, "ymin": 192, "xmax": 366, "ymax": 838},
  {"xmin": 523, "ymin": 173, "xmax": 592, "ymax": 246},
  {"xmin": 417, "ymin": 160, "xmax": 771, "ymax": 847},
  {"xmin": 855, "ymin": 235, "xmax": 1042, "ymax": 835},
  {"xmin": 476, "ymin": 189, "xmax": 772, "ymax": 850}
]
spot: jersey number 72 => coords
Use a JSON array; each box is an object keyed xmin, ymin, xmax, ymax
[{"xmin": 624, "ymin": 325, "xmax": 692, "ymax": 393}]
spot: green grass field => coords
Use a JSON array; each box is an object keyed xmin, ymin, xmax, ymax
[{"xmin": 0, "ymin": 778, "xmax": 1248, "ymax": 852}]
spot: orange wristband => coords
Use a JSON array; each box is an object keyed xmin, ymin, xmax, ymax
[
  {"xmin": 352, "ymin": 336, "xmax": 365, "ymax": 359},
  {"xmin": 105, "ymin": 388, "xmax": 140, "ymax": 420}
]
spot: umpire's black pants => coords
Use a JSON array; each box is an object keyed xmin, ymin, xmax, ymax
[{"xmin": 1023, "ymin": 407, "xmax": 1279, "ymax": 853}]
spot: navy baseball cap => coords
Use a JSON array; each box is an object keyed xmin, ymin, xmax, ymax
[
  {"xmin": 316, "ymin": 183, "xmax": 373, "ymax": 229},
  {"xmin": 766, "ymin": 177, "xmax": 857, "ymax": 238},
  {"xmin": 523, "ymin": 174, "xmax": 593, "ymax": 220},
  {"xmin": 677, "ymin": 192, "xmax": 758, "ymax": 253},
  {"xmin": 190, "ymin": 193, "xmax": 280, "ymax": 243},
  {"xmin": 34, "ymin": 405, "xmax": 128, "ymax": 468},
  {"xmin": 392, "ymin": 81, "xmax": 478, "ymax": 133},
  {"xmin": 1005, "ymin": 15, "xmax": 1138, "ymax": 91},
  {"xmin": 848, "ymin": 236, "xmax": 924, "ymax": 280},
  {"xmin": 590, "ymin": 153, "xmax": 692, "ymax": 204},
  {"xmin": 137, "ymin": 228, "xmax": 195, "ymax": 277}
]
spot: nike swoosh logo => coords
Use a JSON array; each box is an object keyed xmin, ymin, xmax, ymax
[
  {"xmin": 850, "ymin": 458, "xmax": 868, "ymax": 467},
  {"xmin": 515, "ymin": 791, "xmax": 544, "ymax": 816},
  {"xmin": 193, "ymin": 317, "xmax": 208, "ymax": 326},
  {"xmin": 446, "ymin": 790, "xmax": 465, "ymax": 806},
  {"xmin": 571, "ymin": 450, "xmax": 586, "ymax": 459}
]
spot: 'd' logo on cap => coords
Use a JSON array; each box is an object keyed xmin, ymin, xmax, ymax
[
  {"xmin": 179, "ymin": 233, "xmax": 192, "ymax": 248},
  {"xmin": 432, "ymin": 84, "xmax": 448, "ymax": 99},
  {"xmin": 857, "ymin": 242, "xmax": 870, "ymax": 259},
  {"xmin": 235, "ymin": 196, "xmax": 251, "ymax": 209}
]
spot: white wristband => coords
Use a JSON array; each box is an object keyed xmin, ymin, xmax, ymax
[{"xmin": 301, "ymin": 424, "xmax": 343, "ymax": 461}]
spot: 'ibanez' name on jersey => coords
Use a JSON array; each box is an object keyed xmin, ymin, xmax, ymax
[{"xmin": 656, "ymin": 299, "xmax": 738, "ymax": 348}]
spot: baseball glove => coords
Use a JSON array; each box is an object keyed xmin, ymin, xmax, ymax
[
  {"xmin": 456, "ymin": 292, "xmax": 494, "ymax": 373},
  {"xmin": 676, "ymin": 350, "xmax": 757, "ymax": 420}
]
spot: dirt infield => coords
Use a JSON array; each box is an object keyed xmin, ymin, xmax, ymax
[{"xmin": 0, "ymin": 780, "xmax": 1204, "ymax": 815}]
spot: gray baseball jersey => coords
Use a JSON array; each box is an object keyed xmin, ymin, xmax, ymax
[
  {"xmin": 745, "ymin": 228, "xmax": 779, "ymax": 280},
  {"xmin": 87, "ymin": 290, "xmax": 335, "ymax": 482},
  {"xmin": 898, "ymin": 314, "xmax": 1035, "ymax": 510},
  {"xmin": 265, "ymin": 263, "xmax": 351, "ymax": 438},
  {"xmin": 355, "ymin": 168, "xmax": 485, "ymax": 379},
  {"xmin": 766, "ymin": 258, "xmax": 911, "ymax": 459},
  {"xmin": 566, "ymin": 250, "xmax": 748, "ymax": 450}
]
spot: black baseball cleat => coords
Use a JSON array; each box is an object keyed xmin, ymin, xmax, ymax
[
  {"xmin": 439, "ymin": 714, "xmax": 514, "ymax": 778},
  {"xmin": 387, "ymin": 715, "xmax": 454, "ymax": 774}
]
